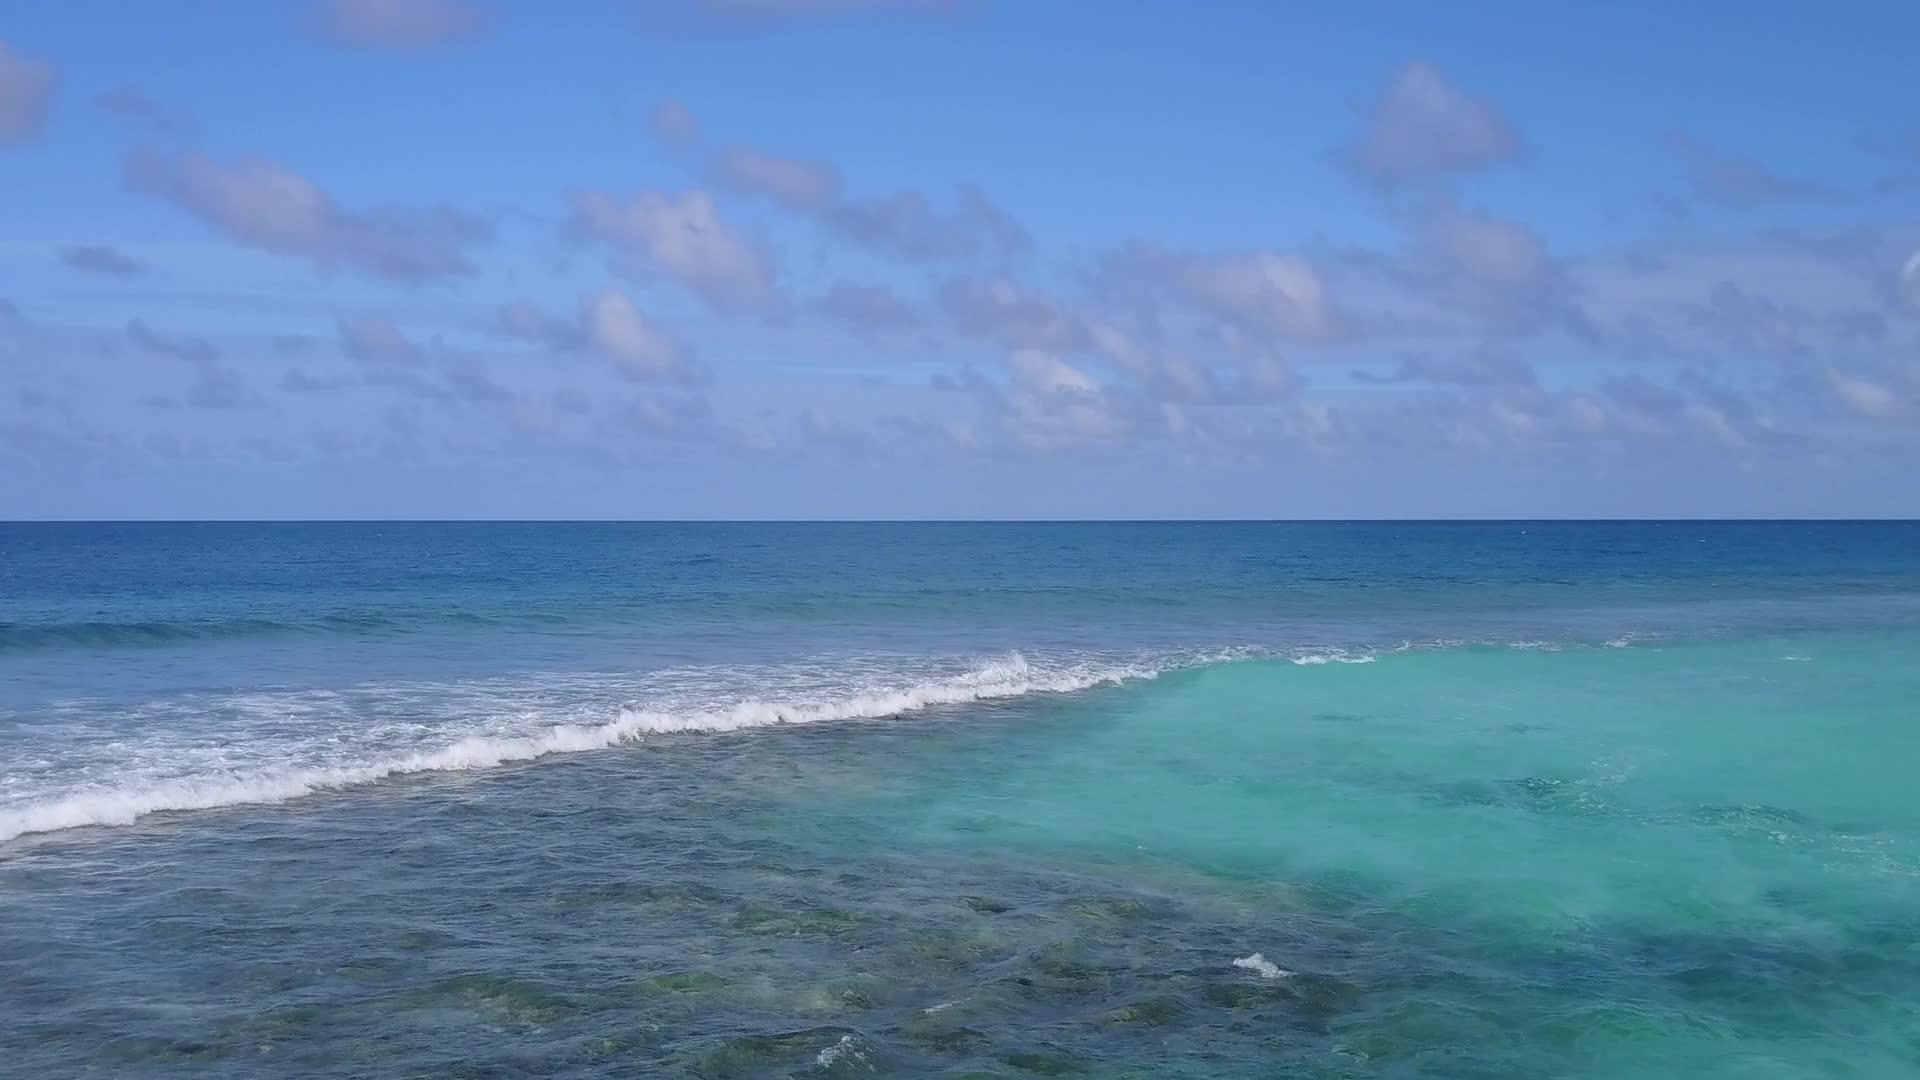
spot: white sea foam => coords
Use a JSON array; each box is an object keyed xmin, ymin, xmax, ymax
[
  {"xmin": 1232, "ymin": 952, "xmax": 1292, "ymax": 979},
  {"xmin": 0, "ymin": 653, "xmax": 1160, "ymax": 844},
  {"xmin": 1290, "ymin": 652, "xmax": 1376, "ymax": 666},
  {"xmin": 815, "ymin": 1034, "xmax": 866, "ymax": 1068}
]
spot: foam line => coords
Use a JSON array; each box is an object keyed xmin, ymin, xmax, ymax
[{"xmin": 0, "ymin": 654, "xmax": 1156, "ymax": 843}]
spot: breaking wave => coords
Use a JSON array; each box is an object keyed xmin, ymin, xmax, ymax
[
  {"xmin": 0, "ymin": 637, "xmax": 1682, "ymax": 845},
  {"xmin": 0, "ymin": 653, "xmax": 1160, "ymax": 843}
]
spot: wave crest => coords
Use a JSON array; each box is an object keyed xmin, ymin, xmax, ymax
[
  {"xmin": 0, "ymin": 613, "xmax": 411, "ymax": 653},
  {"xmin": 0, "ymin": 653, "xmax": 1155, "ymax": 844},
  {"xmin": 1290, "ymin": 651, "xmax": 1377, "ymax": 666}
]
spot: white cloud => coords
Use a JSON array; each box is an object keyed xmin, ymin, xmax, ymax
[
  {"xmin": 815, "ymin": 279, "xmax": 920, "ymax": 331},
  {"xmin": 496, "ymin": 293, "xmax": 695, "ymax": 384},
  {"xmin": 1354, "ymin": 347, "xmax": 1537, "ymax": 389},
  {"xmin": 1565, "ymin": 395, "xmax": 1610, "ymax": 436},
  {"xmin": 336, "ymin": 315, "xmax": 425, "ymax": 365},
  {"xmin": 653, "ymin": 99, "xmax": 1025, "ymax": 265},
  {"xmin": 126, "ymin": 318, "xmax": 219, "ymax": 366},
  {"xmin": 827, "ymin": 184, "xmax": 1027, "ymax": 262},
  {"xmin": 1339, "ymin": 61, "xmax": 1524, "ymax": 186},
  {"xmin": 1686, "ymin": 401, "xmax": 1747, "ymax": 448},
  {"xmin": 941, "ymin": 417, "xmax": 978, "ymax": 450},
  {"xmin": 0, "ymin": 40, "xmax": 56, "ymax": 144},
  {"xmin": 1829, "ymin": 372, "xmax": 1900, "ymax": 418},
  {"xmin": 495, "ymin": 300, "xmax": 585, "ymax": 350},
  {"xmin": 712, "ymin": 146, "xmax": 841, "ymax": 211},
  {"xmin": 584, "ymin": 289, "xmax": 692, "ymax": 382},
  {"xmin": 1006, "ymin": 348, "xmax": 1098, "ymax": 396},
  {"xmin": 97, "ymin": 86, "xmax": 188, "ymax": 134},
  {"xmin": 650, "ymin": 99, "xmax": 699, "ymax": 144},
  {"xmin": 697, "ymin": 0, "xmax": 959, "ymax": 19},
  {"xmin": 1662, "ymin": 132, "xmax": 1841, "ymax": 208},
  {"xmin": 1423, "ymin": 210, "xmax": 1548, "ymax": 289},
  {"xmin": 124, "ymin": 319, "xmax": 260, "ymax": 411},
  {"xmin": 128, "ymin": 150, "xmax": 488, "ymax": 280},
  {"xmin": 1404, "ymin": 205, "xmax": 1580, "ymax": 335},
  {"xmin": 571, "ymin": 188, "xmax": 775, "ymax": 312},
  {"xmin": 313, "ymin": 0, "xmax": 485, "ymax": 50},
  {"xmin": 940, "ymin": 277, "xmax": 1086, "ymax": 350},
  {"xmin": 59, "ymin": 245, "xmax": 149, "ymax": 278},
  {"xmin": 990, "ymin": 349, "xmax": 1140, "ymax": 452},
  {"xmin": 1173, "ymin": 251, "xmax": 1340, "ymax": 341}
]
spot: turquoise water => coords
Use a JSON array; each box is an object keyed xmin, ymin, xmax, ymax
[{"xmin": 3, "ymin": 523, "xmax": 1918, "ymax": 1076}]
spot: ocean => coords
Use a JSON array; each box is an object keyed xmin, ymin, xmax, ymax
[{"xmin": 2, "ymin": 521, "xmax": 1917, "ymax": 1078}]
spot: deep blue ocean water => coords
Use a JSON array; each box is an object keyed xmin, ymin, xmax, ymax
[{"xmin": 3, "ymin": 521, "xmax": 1918, "ymax": 1077}]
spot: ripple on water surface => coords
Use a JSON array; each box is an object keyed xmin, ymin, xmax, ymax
[{"xmin": 5, "ymin": 634, "xmax": 1920, "ymax": 1078}]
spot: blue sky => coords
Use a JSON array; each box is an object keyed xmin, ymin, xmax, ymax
[{"xmin": 2, "ymin": 0, "xmax": 1918, "ymax": 518}]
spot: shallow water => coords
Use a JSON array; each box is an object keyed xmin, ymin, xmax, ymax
[{"xmin": 3, "ymin": 522, "xmax": 1918, "ymax": 1076}]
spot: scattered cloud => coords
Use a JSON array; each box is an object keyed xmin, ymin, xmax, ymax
[
  {"xmin": 940, "ymin": 277, "xmax": 1086, "ymax": 350},
  {"xmin": 1663, "ymin": 133, "xmax": 1843, "ymax": 208},
  {"xmin": 11, "ymin": 23, "xmax": 1920, "ymax": 499},
  {"xmin": 991, "ymin": 348, "xmax": 1133, "ymax": 451},
  {"xmin": 244, "ymin": 435, "xmax": 299, "ymax": 462},
  {"xmin": 337, "ymin": 314, "xmax": 427, "ymax": 365},
  {"xmin": 659, "ymin": 100, "xmax": 1027, "ymax": 264},
  {"xmin": 127, "ymin": 149, "xmax": 490, "ymax": 281},
  {"xmin": 570, "ymin": 187, "xmax": 777, "ymax": 312},
  {"xmin": 495, "ymin": 292, "xmax": 698, "ymax": 383},
  {"xmin": 1679, "ymin": 280, "xmax": 1826, "ymax": 357},
  {"xmin": 59, "ymin": 244, "xmax": 149, "ymax": 278},
  {"xmin": 126, "ymin": 318, "xmax": 219, "ymax": 366},
  {"xmin": 312, "ymin": 0, "xmax": 487, "ymax": 50},
  {"xmin": 125, "ymin": 319, "xmax": 260, "ymax": 410},
  {"xmin": 650, "ymin": 98, "xmax": 700, "ymax": 144},
  {"xmin": 712, "ymin": 146, "xmax": 842, "ymax": 212},
  {"xmin": 827, "ymin": 184, "xmax": 1028, "ymax": 262},
  {"xmin": 495, "ymin": 299, "xmax": 587, "ymax": 350},
  {"xmin": 617, "ymin": 391, "xmax": 715, "ymax": 440},
  {"xmin": 363, "ymin": 367, "xmax": 451, "ymax": 403},
  {"xmin": 1006, "ymin": 348, "xmax": 1098, "ymax": 397},
  {"xmin": 0, "ymin": 415, "xmax": 127, "ymax": 467},
  {"xmin": 702, "ymin": 0, "xmax": 958, "ymax": 12},
  {"xmin": 96, "ymin": 86, "xmax": 188, "ymax": 135},
  {"xmin": 1108, "ymin": 246, "xmax": 1341, "ymax": 342},
  {"xmin": 281, "ymin": 368, "xmax": 353, "ymax": 393},
  {"xmin": 1827, "ymin": 370, "xmax": 1903, "ymax": 418},
  {"xmin": 815, "ymin": 279, "xmax": 921, "ymax": 332},
  {"xmin": 796, "ymin": 406, "xmax": 874, "ymax": 457},
  {"xmin": 445, "ymin": 366, "xmax": 513, "ymax": 404},
  {"xmin": 1354, "ymin": 347, "xmax": 1538, "ymax": 388},
  {"xmin": 1089, "ymin": 323, "xmax": 1300, "ymax": 407},
  {"xmin": 509, "ymin": 388, "xmax": 593, "ymax": 434},
  {"xmin": 1564, "ymin": 226, "xmax": 1920, "ymax": 364},
  {"xmin": 584, "ymin": 288, "xmax": 695, "ymax": 382},
  {"xmin": 656, "ymin": 0, "xmax": 964, "ymax": 31},
  {"xmin": 1403, "ymin": 205, "xmax": 1586, "ymax": 336},
  {"xmin": 182, "ymin": 359, "xmax": 261, "ymax": 410},
  {"xmin": 1338, "ymin": 60, "xmax": 1525, "ymax": 187},
  {"xmin": 0, "ymin": 40, "xmax": 56, "ymax": 144}
]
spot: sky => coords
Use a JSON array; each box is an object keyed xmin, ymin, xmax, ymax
[{"xmin": 2, "ymin": 0, "xmax": 1919, "ymax": 519}]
